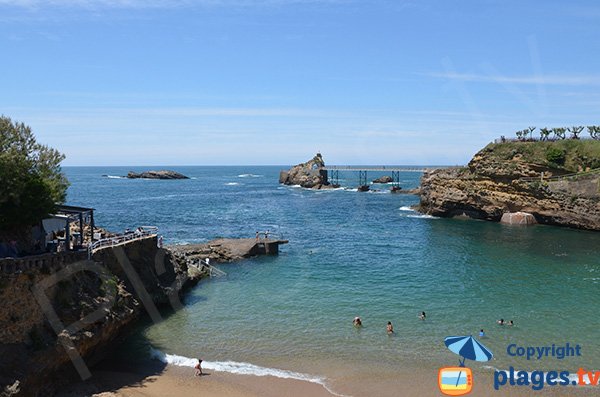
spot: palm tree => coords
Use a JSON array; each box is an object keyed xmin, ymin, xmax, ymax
[
  {"xmin": 589, "ymin": 126, "xmax": 600, "ymax": 140},
  {"xmin": 528, "ymin": 126, "xmax": 536, "ymax": 140},
  {"xmin": 553, "ymin": 127, "xmax": 567, "ymax": 140},
  {"xmin": 540, "ymin": 127, "xmax": 551, "ymax": 141},
  {"xmin": 568, "ymin": 126, "xmax": 584, "ymax": 139}
]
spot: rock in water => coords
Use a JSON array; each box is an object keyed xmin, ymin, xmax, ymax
[
  {"xmin": 500, "ymin": 212, "xmax": 537, "ymax": 225},
  {"xmin": 279, "ymin": 153, "xmax": 335, "ymax": 189},
  {"xmin": 127, "ymin": 170, "xmax": 189, "ymax": 179},
  {"xmin": 373, "ymin": 176, "xmax": 393, "ymax": 183}
]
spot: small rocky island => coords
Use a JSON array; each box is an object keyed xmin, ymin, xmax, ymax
[
  {"xmin": 279, "ymin": 153, "xmax": 338, "ymax": 189},
  {"xmin": 127, "ymin": 170, "xmax": 189, "ymax": 179},
  {"xmin": 419, "ymin": 139, "xmax": 600, "ymax": 230},
  {"xmin": 372, "ymin": 176, "xmax": 393, "ymax": 183}
]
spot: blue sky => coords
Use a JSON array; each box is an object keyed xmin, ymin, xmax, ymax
[{"xmin": 1, "ymin": 0, "xmax": 599, "ymax": 165}]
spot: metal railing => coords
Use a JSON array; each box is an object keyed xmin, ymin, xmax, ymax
[
  {"xmin": 88, "ymin": 226, "xmax": 159, "ymax": 258},
  {"xmin": 187, "ymin": 257, "xmax": 226, "ymax": 278},
  {"xmin": 520, "ymin": 168, "xmax": 600, "ymax": 182}
]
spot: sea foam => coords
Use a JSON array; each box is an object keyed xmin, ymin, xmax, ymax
[
  {"xmin": 149, "ymin": 348, "xmax": 347, "ymax": 396},
  {"xmin": 238, "ymin": 174, "xmax": 263, "ymax": 178}
]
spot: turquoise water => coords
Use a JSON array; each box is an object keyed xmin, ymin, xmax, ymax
[{"xmin": 65, "ymin": 166, "xmax": 600, "ymax": 391}]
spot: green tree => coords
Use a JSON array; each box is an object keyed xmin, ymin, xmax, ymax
[
  {"xmin": 552, "ymin": 127, "xmax": 567, "ymax": 140},
  {"xmin": 0, "ymin": 116, "xmax": 69, "ymax": 231},
  {"xmin": 568, "ymin": 126, "xmax": 584, "ymax": 139},
  {"xmin": 540, "ymin": 127, "xmax": 551, "ymax": 141},
  {"xmin": 515, "ymin": 130, "xmax": 522, "ymax": 140},
  {"xmin": 527, "ymin": 126, "xmax": 536, "ymax": 140},
  {"xmin": 589, "ymin": 126, "xmax": 600, "ymax": 140}
]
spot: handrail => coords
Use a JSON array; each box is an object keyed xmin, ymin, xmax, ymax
[
  {"xmin": 520, "ymin": 168, "xmax": 600, "ymax": 182},
  {"xmin": 187, "ymin": 257, "xmax": 226, "ymax": 278},
  {"xmin": 88, "ymin": 226, "xmax": 159, "ymax": 258}
]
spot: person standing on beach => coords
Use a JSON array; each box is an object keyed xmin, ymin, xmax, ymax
[{"xmin": 194, "ymin": 359, "xmax": 203, "ymax": 376}]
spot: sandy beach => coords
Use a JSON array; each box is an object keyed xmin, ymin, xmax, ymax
[{"xmin": 56, "ymin": 360, "xmax": 598, "ymax": 397}]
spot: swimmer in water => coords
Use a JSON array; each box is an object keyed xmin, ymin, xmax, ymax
[
  {"xmin": 418, "ymin": 311, "xmax": 426, "ymax": 320},
  {"xmin": 497, "ymin": 319, "xmax": 505, "ymax": 325},
  {"xmin": 387, "ymin": 321, "xmax": 394, "ymax": 334},
  {"xmin": 508, "ymin": 320, "xmax": 514, "ymax": 326},
  {"xmin": 479, "ymin": 329, "xmax": 485, "ymax": 337},
  {"xmin": 353, "ymin": 317, "xmax": 362, "ymax": 327}
]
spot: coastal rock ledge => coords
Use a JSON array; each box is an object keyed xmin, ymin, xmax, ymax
[
  {"xmin": 419, "ymin": 140, "xmax": 600, "ymax": 231},
  {"xmin": 127, "ymin": 170, "xmax": 189, "ymax": 179},
  {"xmin": 279, "ymin": 153, "xmax": 338, "ymax": 189}
]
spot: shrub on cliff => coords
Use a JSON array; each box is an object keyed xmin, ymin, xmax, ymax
[
  {"xmin": 545, "ymin": 146, "xmax": 566, "ymax": 166},
  {"xmin": 0, "ymin": 116, "xmax": 69, "ymax": 231}
]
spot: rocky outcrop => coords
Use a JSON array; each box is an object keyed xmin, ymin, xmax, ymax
[
  {"xmin": 0, "ymin": 236, "xmax": 203, "ymax": 397},
  {"xmin": 279, "ymin": 153, "xmax": 337, "ymax": 189},
  {"xmin": 372, "ymin": 176, "xmax": 393, "ymax": 183},
  {"xmin": 500, "ymin": 212, "xmax": 537, "ymax": 225},
  {"xmin": 419, "ymin": 142, "xmax": 600, "ymax": 231},
  {"xmin": 126, "ymin": 170, "xmax": 189, "ymax": 180}
]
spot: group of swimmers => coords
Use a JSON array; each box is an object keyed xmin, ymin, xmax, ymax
[
  {"xmin": 353, "ymin": 311, "xmax": 427, "ymax": 334},
  {"xmin": 352, "ymin": 313, "xmax": 514, "ymax": 337}
]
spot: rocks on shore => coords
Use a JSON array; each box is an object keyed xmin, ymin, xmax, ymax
[
  {"xmin": 279, "ymin": 153, "xmax": 338, "ymax": 189},
  {"xmin": 372, "ymin": 176, "xmax": 393, "ymax": 183},
  {"xmin": 500, "ymin": 211, "xmax": 537, "ymax": 225},
  {"xmin": 127, "ymin": 170, "xmax": 189, "ymax": 179}
]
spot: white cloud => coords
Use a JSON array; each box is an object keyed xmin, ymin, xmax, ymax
[{"xmin": 427, "ymin": 72, "xmax": 600, "ymax": 86}]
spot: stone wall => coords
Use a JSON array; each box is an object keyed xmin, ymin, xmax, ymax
[{"xmin": 0, "ymin": 251, "xmax": 87, "ymax": 275}]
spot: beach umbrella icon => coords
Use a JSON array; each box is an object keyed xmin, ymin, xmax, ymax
[{"xmin": 444, "ymin": 335, "xmax": 493, "ymax": 367}]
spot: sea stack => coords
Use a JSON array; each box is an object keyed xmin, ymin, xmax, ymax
[{"xmin": 279, "ymin": 153, "xmax": 337, "ymax": 189}]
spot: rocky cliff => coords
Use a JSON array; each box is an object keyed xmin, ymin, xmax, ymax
[
  {"xmin": 419, "ymin": 140, "xmax": 600, "ymax": 230},
  {"xmin": 0, "ymin": 236, "xmax": 203, "ymax": 397},
  {"xmin": 279, "ymin": 153, "xmax": 337, "ymax": 189}
]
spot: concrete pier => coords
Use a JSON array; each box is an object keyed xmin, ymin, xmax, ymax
[{"xmin": 168, "ymin": 237, "xmax": 289, "ymax": 263}]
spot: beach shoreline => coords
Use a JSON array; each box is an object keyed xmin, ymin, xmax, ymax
[
  {"xmin": 58, "ymin": 363, "xmax": 337, "ymax": 397},
  {"xmin": 56, "ymin": 357, "xmax": 597, "ymax": 397}
]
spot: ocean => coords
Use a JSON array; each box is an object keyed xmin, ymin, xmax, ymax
[{"xmin": 65, "ymin": 166, "xmax": 600, "ymax": 395}]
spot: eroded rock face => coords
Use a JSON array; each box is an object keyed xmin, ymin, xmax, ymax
[
  {"xmin": 279, "ymin": 153, "xmax": 335, "ymax": 189},
  {"xmin": 0, "ymin": 237, "xmax": 202, "ymax": 396},
  {"xmin": 127, "ymin": 170, "xmax": 189, "ymax": 179},
  {"xmin": 418, "ymin": 145, "xmax": 600, "ymax": 231}
]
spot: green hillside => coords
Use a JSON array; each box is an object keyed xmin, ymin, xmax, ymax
[{"xmin": 481, "ymin": 140, "xmax": 600, "ymax": 173}]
